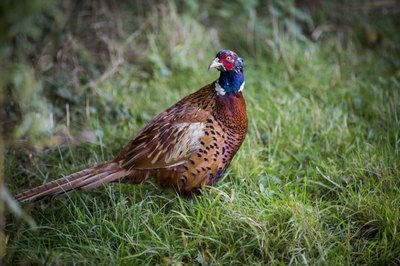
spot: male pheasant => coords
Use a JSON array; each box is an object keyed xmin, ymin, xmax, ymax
[{"xmin": 15, "ymin": 50, "xmax": 248, "ymax": 202}]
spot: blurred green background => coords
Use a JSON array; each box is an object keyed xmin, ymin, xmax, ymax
[
  {"xmin": 1, "ymin": 0, "xmax": 399, "ymax": 147},
  {"xmin": 1, "ymin": 0, "xmax": 400, "ymax": 264}
]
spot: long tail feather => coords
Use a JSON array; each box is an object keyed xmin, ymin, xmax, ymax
[{"xmin": 15, "ymin": 161, "xmax": 126, "ymax": 202}]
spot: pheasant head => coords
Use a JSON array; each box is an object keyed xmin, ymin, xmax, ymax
[{"xmin": 208, "ymin": 50, "xmax": 245, "ymax": 95}]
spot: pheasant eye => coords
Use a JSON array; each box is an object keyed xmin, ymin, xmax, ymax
[{"xmin": 226, "ymin": 56, "xmax": 232, "ymax": 61}]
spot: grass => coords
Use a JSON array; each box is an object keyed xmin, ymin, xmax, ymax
[{"xmin": 4, "ymin": 3, "xmax": 400, "ymax": 265}]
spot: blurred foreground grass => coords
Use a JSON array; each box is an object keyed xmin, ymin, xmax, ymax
[{"xmin": 2, "ymin": 0, "xmax": 400, "ymax": 264}]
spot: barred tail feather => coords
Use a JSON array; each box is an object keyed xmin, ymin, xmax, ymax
[{"xmin": 15, "ymin": 162, "xmax": 126, "ymax": 202}]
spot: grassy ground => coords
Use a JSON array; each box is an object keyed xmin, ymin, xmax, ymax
[{"xmin": 4, "ymin": 2, "xmax": 400, "ymax": 265}]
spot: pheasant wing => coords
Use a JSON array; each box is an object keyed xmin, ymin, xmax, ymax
[{"xmin": 117, "ymin": 105, "xmax": 210, "ymax": 170}]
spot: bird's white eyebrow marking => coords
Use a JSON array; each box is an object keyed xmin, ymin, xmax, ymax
[{"xmin": 214, "ymin": 81, "xmax": 226, "ymax": 95}]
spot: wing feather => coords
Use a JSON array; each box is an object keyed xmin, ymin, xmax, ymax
[{"xmin": 117, "ymin": 105, "xmax": 211, "ymax": 170}]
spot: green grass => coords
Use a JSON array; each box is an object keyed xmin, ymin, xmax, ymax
[{"xmin": 4, "ymin": 5, "xmax": 400, "ymax": 265}]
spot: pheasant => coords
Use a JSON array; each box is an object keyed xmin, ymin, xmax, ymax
[{"xmin": 15, "ymin": 50, "xmax": 248, "ymax": 202}]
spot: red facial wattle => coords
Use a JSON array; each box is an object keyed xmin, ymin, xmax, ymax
[{"xmin": 220, "ymin": 54, "xmax": 235, "ymax": 71}]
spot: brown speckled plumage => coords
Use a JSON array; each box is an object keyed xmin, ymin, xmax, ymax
[{"xmin": 15, "ymin": 50, "xmax": 247, "ymax": 202}]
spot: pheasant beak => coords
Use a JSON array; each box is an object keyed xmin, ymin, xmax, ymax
[{"xmin": 208, "ymin": 58, "xmax": 224, "ymax": 71}]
